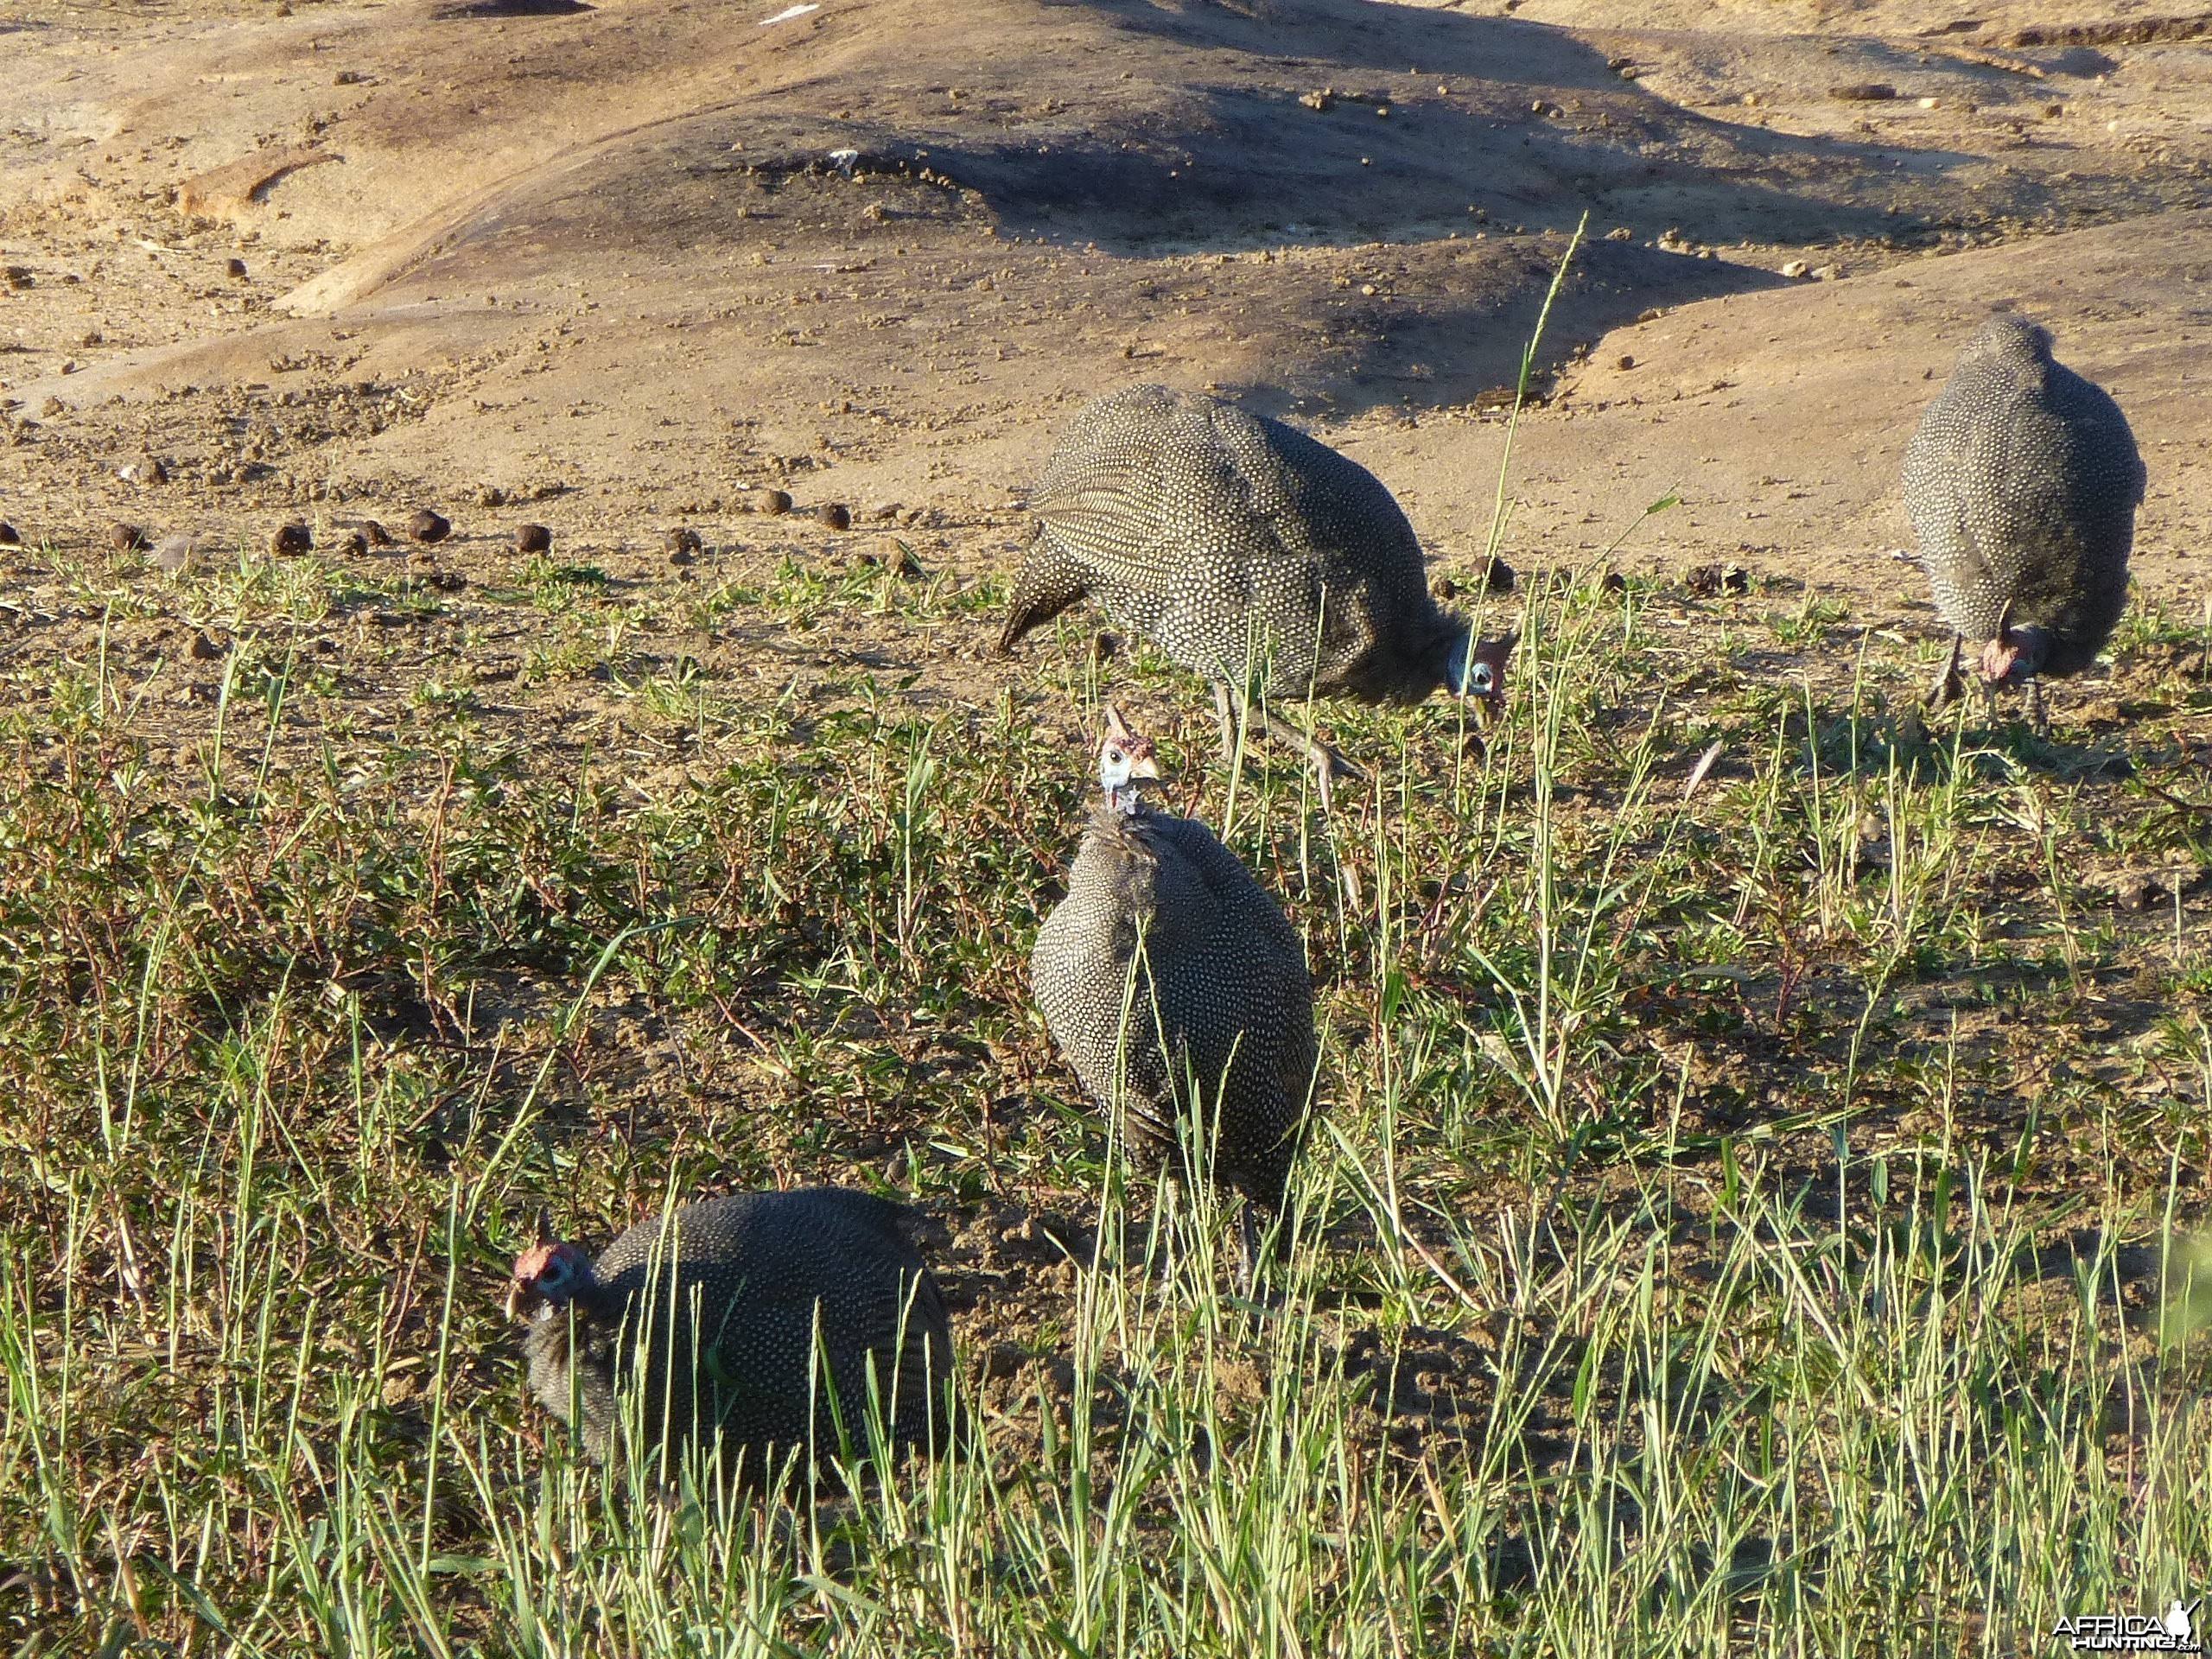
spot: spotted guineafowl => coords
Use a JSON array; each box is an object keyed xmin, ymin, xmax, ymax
[
  {"xmin": 1000, "ymin": 385, "xmax": 1515, "ymax": 805},
  {"xmin": 1904, "ymin": 313, "xmax": 2144, "ymax": 732},
  {"xmin": 505, "ymin": 1188, "xmax": 955, "ymax": 1478},
  {"xmin": 1032, "ymin": 707, "xmax": 1319, "ymax": 1275}
]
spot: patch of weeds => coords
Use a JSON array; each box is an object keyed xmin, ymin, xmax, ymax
[{"xmin": 492, "ymin": 552, "xmax": 613, "ymax": 610}]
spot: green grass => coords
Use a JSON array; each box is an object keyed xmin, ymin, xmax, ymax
[{"xmin": 0, "ymin": 539, "xmax": 2207, "ymax": 1654}]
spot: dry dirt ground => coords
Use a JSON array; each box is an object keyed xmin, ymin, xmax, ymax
[
  {"xmin": 4, "ymin": 0, "xmax": 2210, "ymax": 849},
  {"xmin": 4, "ymin": 0, "xmax": 2211, "ymax": 588},
  {"xmin": 4, "ymin": 0, "xmax": 2212, "ymax": 1546}
]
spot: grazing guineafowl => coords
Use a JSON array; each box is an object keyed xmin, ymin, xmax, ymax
[
  {"xmin": 1031, "ymin": 707, "xmax": 1319, "ymax": 1274},
  {"xmin": 505, "ymin": 1188, "xmax": 955, "ymax": 1478},
  {"xmin": 1000, "ymin": 385, "xmax": 1515, "ymax": 805},
  {"xmin": 1904, "ymin": 313, "xmax": 2144, "ymax": 732}
]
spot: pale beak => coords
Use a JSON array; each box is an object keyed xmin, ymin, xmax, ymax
[
  {"xmin": 503, "ymin": 1279, "xmax": 528, "ymax": 1321},
  {"xmin": 1128, "ymin": 752, "xmax": 1161, "ymax": 782}
]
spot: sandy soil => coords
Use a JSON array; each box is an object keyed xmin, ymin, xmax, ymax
[{"xmin": 2, "ymin": 0, "xmax": 2208, "ymax": 612}]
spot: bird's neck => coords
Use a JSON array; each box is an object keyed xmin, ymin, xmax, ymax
[
  {"xmin": 1440, "ymin": 626, "xmax": 1480, "ymax": 696},
  {"xmin": 537, "ymin": 1266, "xmax": 607, "ymax": 1323}
]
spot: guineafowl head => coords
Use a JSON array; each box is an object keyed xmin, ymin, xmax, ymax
[
  {"xmin": 1977, "ymin": 601, "xmax": 2051, "ymax": 684},
  {"xmin": 1443, "ymin": 629, "xmax": 1517, "ymax": 709},
  {"xmin": 1098, "ymin": 704, "xmax": 1162, "ymax": 811},
  {"xmin": 505, "ymin": 1235, "xmax": 597, "ymax": 1322}
]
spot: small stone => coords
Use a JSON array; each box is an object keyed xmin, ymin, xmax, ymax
[
  {"xmin": 1684, "ymin": 562, "xmax": 1750, "ymax": 598},
  {"xmin": 1300, "ymin": 90, "xmax": 1332, "ymax": 112},
  {"xmin": 1091, "ymin": 631, "xmax": 1120, "ymax": 664},
  {"xmin": 408, "ymin": 508, "xmax": 451, "ymax": 544},
  {"xmin": 664, "ymin": 526, "xmax": 703, "ymax": 561},
  {"xmin": 1615, "ymin": 353, "xmax": 1635, "ymax": 371},
  {"xmin": 226, "ymin": 257, "xmax": 248, "ymax": 280},
  {"xmin": 111, "ymin": 523, "xmax": 149, "ymax": 553},
  {"xmin": 0, "ymin": 522, "xmax": 17, "ymax": 547},
  {"xmin": 333, "ymin": 530, "xmax": 368, "ymax": 558},
  {"xmin": 513, "ymin": 522, "xmax": 552, "ymax": 554},
  {"xmin": 817, "ymin": 501, "xmax": 851, "ymax": 531},
  {"xmin": 1601, "ymin": 570, "xmax": 1628, "ymax": 594},
  {"xmin": 478, "ymin": 485, "xmax": 508, "ymax": 509},
  {"xmin": 40, "ymin": 397, "xmax": 64, "ymax": 418},
  {"xmin": 1781, "ymin": 259, "xmax": 1811, "ymax": 278},
  {"xmin": 358, "ymin": 518, "xmax": 394, "ymax": 548},
  {"xmin": 1432, "ymin": 575, "xmax": 1459, "ymax": 602},
  {"xmin": 154, "ymin": 535, "xmax": 198, "ymax": 575},
  {"xmin": 270, "ymin": 521, "xmax": 313, "ymax": 556},
  {"xmin": 1829, "ymin": 83, "xmax": 1897, "ymax": 102},
  {"xmin": 744, "ymin": 486, "xmax": 793, "ymax": 516},
  {"xmin": 188, "ymin": 629, "xmax": 225, "ymax": 661},
  {"xmin": 1480, "ymin": 555, "xmax": 1516, "ymax": 594},
  {"xmin": 1811, "ymin": 264, "xmax": 1840, "ymax": 281},
  {"xmin": 859, "ymin": 540, "xmax": 926, "ymax": 577},
  {"xmin": 1605, "ymin": 226, "xmax": 1632, "ymax": 240}
]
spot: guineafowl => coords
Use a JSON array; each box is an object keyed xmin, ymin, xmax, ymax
[
  {"xmin": 505, "ymin": 1188, "xmax": 955, "ymax": 1479},
  {"xmin": 1000, "ymin": 385, "xmax": 1515, "ymax": 806},
  {"xmin": 1031, "ymin": 707, "xmax": 1320, "ymax": 1275},
  {"xmin": 1904, "ymin": 313, "xmax": 2144, "ymax": 733}
]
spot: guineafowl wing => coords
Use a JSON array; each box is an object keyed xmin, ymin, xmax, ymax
[
  {"xmin": 1029, "ymin": 386, "xmax": 1308, "ymax": 594},
  {"xmin": 1139, "ymin": 816, "xmax": 1318, "ymax": 1201},
  {"xmin": 1904, "ymin": 387, "xmax": 2001, "ymax": 625}
]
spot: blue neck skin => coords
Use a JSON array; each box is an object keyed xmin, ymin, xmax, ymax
[{"xmin": 1443, "ymin": 628, "xmax": 1482, "ymax": 696}]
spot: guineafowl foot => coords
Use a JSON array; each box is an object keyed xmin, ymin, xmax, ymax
[
  {"xmin": 1268, "ymin": 716, "xmax": 1360, "ymax": 810},
  {"xmin": 1213, "ymin": 688, "xmax": 1357, "ymax": 807},
  {"xmin": 1924, "ymin": 636, "xmax": 1965, "ymax": 715}
]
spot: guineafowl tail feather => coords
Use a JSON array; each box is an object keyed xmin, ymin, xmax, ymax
[{"xmin": 999, "ymin": 525, "xmax": 1090, "ymax": 653}]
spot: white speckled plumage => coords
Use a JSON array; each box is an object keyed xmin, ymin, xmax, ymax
[
  {"xmin": 1001, "ymin": 385, "xmax": 1500, "ymax": 706},
  {"xmin": 1032, "ymin": 724, "xmax": 1319, "ymax": 1214},
  {"xmin": 1904, "ymin": 314, "xmax": 2143, "ymax": 692},
  {"xmin": 512, "ymin": 1188, "xmax": 954, "ymax": 1476}
]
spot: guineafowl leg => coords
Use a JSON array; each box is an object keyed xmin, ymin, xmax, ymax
[
  {"xmin": 1263, "ymin": 709, "xmax": 1362, "ymax": 810},
  {"xmin": 1212, "ymin": 681, "xmax": 1243, "ymax": 765},
  {"xmin": 1236, "ymin": 1204, "xmax": 1260, "ymax": 1300},
  {"xmin": 2024, "ymin": 677, "xmax": 2050, "ymax": 738},
  {"xmin": 1924, "ymin": 635, "xmax": 1965, "ymax": 714}
]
